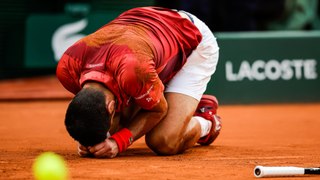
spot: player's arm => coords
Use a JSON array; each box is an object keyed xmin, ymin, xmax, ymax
[
  {"xmin": 114, "ymin": 57, "xmax": 168, "ymax": 142},
  {"xmin": 89, "ymin": 84, "xmax": 168, "ymax": 158},
  {"xmin": 89, "ymin": 57, "xmax": 166, "ymax": 158},
  {"xmin": 88, "ymin": 92, "xmax": 167, "ymax": 158},
  {"xmin": 126, "ymin": 93, "xmax": 168, "ymax": 140},
  {"xmin": 107, "ymin": 75, "xmax": 167, "ymax": 154}
]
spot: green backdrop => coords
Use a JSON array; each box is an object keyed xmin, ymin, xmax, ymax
[
  {"xmin": 208, "ymin": 31, "xmax": 320, "ymax": 104},
  {"xmin": 24, "ymin": 13, "xmax": 320, "ymax": 104}
]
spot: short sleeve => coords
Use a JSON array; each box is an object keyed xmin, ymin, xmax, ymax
[
  {"xmin": 133, "ymin": 78, "xmax": 164, "ymax": 109},
  {"xmin": 117, "ymin": 55, "xmax": 164, "ymax": 110},
  {"xmin": 56, "ymin": 54, "xmax": 82, "ymax": 95}
]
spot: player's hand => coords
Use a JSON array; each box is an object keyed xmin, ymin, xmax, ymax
[
  {"xmin": 77, "ymin": 143, "xmax": 91, "ymax": 157},
  {"xmin": 88, "ymin": 138, "xmax": 119, "ymax": 158}
]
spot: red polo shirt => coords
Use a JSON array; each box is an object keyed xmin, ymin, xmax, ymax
[{"xmin": 56, "ymin": 7, "xmax": 202, "ymax": 111}]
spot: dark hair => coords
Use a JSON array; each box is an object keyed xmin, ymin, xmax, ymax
[{"xmin": 65, "ymin": 88, "xmax": 110, "ymax": 146}]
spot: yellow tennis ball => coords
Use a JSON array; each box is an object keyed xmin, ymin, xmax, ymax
[{"xmin": 32, "ymin": 152, "xmax": 68, "ymax": 180}]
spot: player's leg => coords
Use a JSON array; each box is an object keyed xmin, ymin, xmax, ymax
[
  {"xmin": 146, "ymin": 11, "xmax": 220, "ymax": 155},
  {"xmin": 145, "ymin": 92, "xmax": 201, "ymax": 155},
  {"xmin": 145, "ymin": 92, "xmax": 221, "ymax": 155}
]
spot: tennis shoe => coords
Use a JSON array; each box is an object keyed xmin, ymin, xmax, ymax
[{"xmin": 195, "ymin": 95, "xmax": 222, "ymax": 146}]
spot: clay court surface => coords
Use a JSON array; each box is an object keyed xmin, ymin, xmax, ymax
[{"xmin": 0, "ymin": 76, "xmax": 319, "ymax": 180}]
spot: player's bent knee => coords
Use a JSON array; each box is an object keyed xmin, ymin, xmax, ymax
[{"xmin": 145, "ymin": 133, "xmax": 181, "ymax": 155}]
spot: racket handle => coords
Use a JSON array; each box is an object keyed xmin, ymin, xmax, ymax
[{"xmin": 254, "ymin": 166, "xmax": 304, "ymax": 178}]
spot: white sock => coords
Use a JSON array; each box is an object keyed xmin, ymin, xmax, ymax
[{"xmin": 193, "ymin": 116, "xmax": 212, "ymax": 137}]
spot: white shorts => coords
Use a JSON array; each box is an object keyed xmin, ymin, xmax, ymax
[{"xmin": 165, "ymin": 11, "xmax": 220, "ymax": 101}]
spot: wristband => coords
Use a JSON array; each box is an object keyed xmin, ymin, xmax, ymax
[{"xmin": 110, "ymin": 128, "xmax": 133, "ymax": 153}]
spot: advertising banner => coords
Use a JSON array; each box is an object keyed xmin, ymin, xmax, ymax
[
  {"xmin": 25, "ymin": 16, "xmax": 320, "ymax": 103},
  {"xmin": 208, "ymin": 32, "xmax": 320, "ymax": 103}
]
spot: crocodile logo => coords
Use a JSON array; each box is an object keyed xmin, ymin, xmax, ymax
[{"xmin": 52, "ymin": 19, "xmax": 88, "ymax": 61}]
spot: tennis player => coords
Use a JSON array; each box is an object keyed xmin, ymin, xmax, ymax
[{"xmin": 56, "ymin": 6, "xmax": 221, "ymax": 158}]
